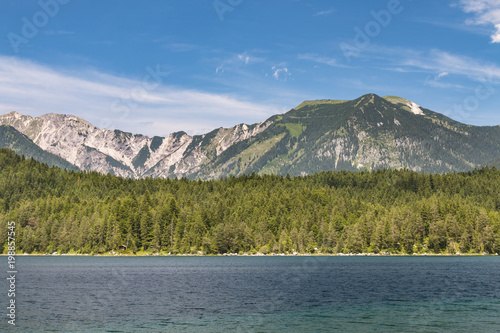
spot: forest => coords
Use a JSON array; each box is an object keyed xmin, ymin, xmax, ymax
[{"xmin": 0, "ymin": 148, "xmax": 499, "ymax": 255}]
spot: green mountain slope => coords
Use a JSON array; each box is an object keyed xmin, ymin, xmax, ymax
[
  {"xmin": 1, "ymin": 94, "xmax": 499, "ymax": 179},
  {"xmin": 191, "ymin": 94, "xmax": 500, "ymax": 178},
  {"xmin": 0, "ymin": 125, "xmax": 79, "ymax": 171}
]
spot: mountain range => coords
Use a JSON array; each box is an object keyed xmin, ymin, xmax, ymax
[{"xmin": 1, "ymin": 94, "xmax": 499, "ymax": 179}]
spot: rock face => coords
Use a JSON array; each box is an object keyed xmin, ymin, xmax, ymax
[
  {"xmin": 1, "ymin": 94, "xmax": 500, "ymax": 179},
  {"xmin": 0, "ymin": 110, "xmax": 270, "ymax": 178},
  {"xmin": 0, "ymin": 124, "xmax": 78, "ymax": 170}
]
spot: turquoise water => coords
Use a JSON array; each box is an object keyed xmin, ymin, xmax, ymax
[{"xmin": 2, "ymin": 256, "xmax": 499, "ymax": 332}]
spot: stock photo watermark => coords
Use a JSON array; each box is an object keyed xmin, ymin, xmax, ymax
[
  {"xmin": 100, "ymin": 65, "xmax": 169, "ymax": 130},
  {"xmin": 339, "ymin": 0, "xmax": 406, "ymax": 63},
  {"xmin": 213, "ymin": 0, "xmax": 243, "ymax": 21},
  {"xmin": 6, "ymin": 221, "xmax": 16, "ymax": 326},
  {"xmin": 7, "ymin": 0, "xmax": 71, "ymax": 53},
  {"xmin": 445, "ymin": 80, "xmax": 496, "ymax": 122}
]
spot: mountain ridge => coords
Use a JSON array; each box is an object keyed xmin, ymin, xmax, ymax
[
  {"xmin": 1, "ymin": 93, "xmax": 499, "ymax": 179},
  {"xmin": 0, "ymin": 124, "xmax": 79, "ymax": 170}
]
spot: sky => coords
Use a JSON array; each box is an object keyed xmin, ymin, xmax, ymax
[{"xmin": 0, "ymin": 0, "xmax": 499, "ymax": 137}]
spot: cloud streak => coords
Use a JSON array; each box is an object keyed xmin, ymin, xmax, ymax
[
  {"xmin": 0, "ymin": 56, "xmax": 279, "ymax": 136},
  {"xmin": 401, "ymin": 49, "xmax": 500, "ymax": 82},
  {"xmin": 459, "ymin": 0, "xmax": 500, "ymax": 42},
  {"xmin": 363, "ymin": 45, "xmax": 500, "ymax": 83},
  {"xmin": 314, "ymin": 9, "xmax": 334, "ymax": 16},
  {"xmin": 298, "ymin": 53, "xmax": 350, "ymax": 68}
]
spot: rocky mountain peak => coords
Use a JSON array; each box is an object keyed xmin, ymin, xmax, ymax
[
  {"xmin": 1, "ymin": 94, "xmax": 499, "ymax": 179},
  {"xmin": 383, "ymin": 96, "xmax": 425, "ymax": 115},
  {"xmin": 4, "ymin": 111, "xmax": 25, "ymax": 118}
]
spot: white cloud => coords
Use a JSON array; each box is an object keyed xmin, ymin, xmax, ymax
[
  {"xmin": 152, "ymin": 37, "xmax": 198, "ymax": 52},
  {"xmin": 364, "ymin": 45, "xmax": 500, "ymax": 82},
  {"xmin": 298, "ymin": 53, "xmax": 350, "ymax": 68},
  {"xmin": 0, "ymin": 56, "xmax": 279, "ymax": 136},
  {"xmin": 314, "ymin": 9, "xmax": 334, "ymax": 16},
  {"xmin": 424, "ymin": 78, "xmax": 466, "ymax": 90},
  {"xmin": 423, "ymin": 71, "xmax": 467, "ymax": 89},
  {"xmin": 212, "ymin": 51, "xmax": 265, "ymax": 77},
  {"xmin": 272, "ymin": 66, "xmax": 291, "ymax": 81},
  {"xmin": 436, "ymin": 72, "xmax": 449, "ymax": 79},
  {"xmin": 459, "ymin": 0, "xmax": 500, "ymax": 42},
  {"xmin": 238, "ymin": 53, "xmax": 251, "ymax": 65},
  {"xmin": 401, "ymin": 49, "xmax": 500, "ymax": 82},
  {"xmin": 215, "ymin": 64, "xmax": 224, "ymax": 74}
]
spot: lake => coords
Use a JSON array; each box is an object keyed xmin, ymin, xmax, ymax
[{"xmin": 2, "ymin": 256, "xmax": 499, "ymax": 332}]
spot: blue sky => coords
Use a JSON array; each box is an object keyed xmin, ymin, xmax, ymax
[{"xmin": 0, "ymin": 0, "xmax": 499, "ymax": 136}]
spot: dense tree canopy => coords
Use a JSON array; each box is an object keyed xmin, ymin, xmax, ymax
[{"xmin": 1, "ymin": 148, "xmax": 499, "ymax": 255}]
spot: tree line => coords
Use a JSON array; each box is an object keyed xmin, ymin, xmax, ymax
[{"xmin": 0, "ymin": 148, "xmax": 499, "ymax": 255}]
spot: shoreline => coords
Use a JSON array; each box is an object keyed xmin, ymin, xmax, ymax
[{"xmin": 2, "ymin": 252, "xmax": 499, "ymax": 257}]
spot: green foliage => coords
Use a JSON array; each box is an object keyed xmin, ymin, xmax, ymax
[
  {"xmin": 194, "ymin": 94, "xmax": 500, "ymax": 179},
  {"xmin": 0, "ymin": 148, "xmax": 499, "ymax": 255},
  {"xmin": 278, "ymin": 123, "xmax": 306, "ymax": 138}
]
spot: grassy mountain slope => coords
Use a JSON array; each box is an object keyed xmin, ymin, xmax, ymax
[
  {"xmin": 192, "ymin": 94, "xmax": 500, "ymax": 178},
  {"xmin": 1, "ymin": 94, "xmax": 499, "ymax": 179}
]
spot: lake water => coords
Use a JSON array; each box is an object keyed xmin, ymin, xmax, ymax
[{"xmin": 2, "ymin": 256, "xmax": 499, "ymax": 332}]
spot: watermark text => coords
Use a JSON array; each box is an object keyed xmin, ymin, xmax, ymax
[
  {"xmin": 7, "ymin": 0, "xmax": 71, "ymax": 53},
  {"xmin": 6, "ymin": 221, "xmax": 16, "ymax": 326}
]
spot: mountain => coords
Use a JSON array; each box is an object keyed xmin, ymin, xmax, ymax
[
  {"xmin": 189, "ymin": 94, "xmax": 500, "ymax": 178},
  {"xmin": 1, "ymin": 94, "xmax": 500, "ymax": 178},
  {"xmin": 0, "ymin": 125, "xmax": 79, "ymax": 170},
  {"xmin": 0, "ymin": 110, "xmax": 270, "ymax": 178},
  {"xmin": 486, "ymin": 157, "xmax": 500, "ymax": 168}
]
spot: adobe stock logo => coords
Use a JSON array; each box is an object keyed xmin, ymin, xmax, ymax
[
  {"xmin": 445, "ymin": 79, "xmax": 496, "ymax": 122},
  {"xmin": 213, "ymin": 0, "xmax": 243, "ymax": 21},
  {"xmin": 7, "ymin": 0, "xmax": 71, "ymax": 53},
  {"xmin": 339, "ymin": 0, "xmax": 405, "ymax": 63}
]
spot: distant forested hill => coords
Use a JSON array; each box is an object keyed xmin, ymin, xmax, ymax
[{"xmin": 0, "ymin": 148, "xmax": 499, "ymax": 255}]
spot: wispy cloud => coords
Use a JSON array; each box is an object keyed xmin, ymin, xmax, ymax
[
  {"xmin": 424, "ymin": 72, "xmax": 467, "ymax": 89},
  {"xmin": 458, "ymin": 0, "xmax": 500, "ymax": 42},
  {"xmin": 152, "ymin": 37, "xmax": 199, "ymax": 52},
  {"xmin": 238, "ymin": 52, "xmax": 251, "ymax": 65},
  {"xmin": 234, "ymin": 51, "xmax": 266, "ymax": 65},
  {"xmin": 436, "ymin": 72, "xmax": 449, "ymax": 79},
  {"xmin": 0, "ymin": 56, "xmax": 279, "ymax": 136},
  {"xmin": 298, "ymin": 53, "xmax": 350, "ymax": 68},
  {"xmin": 314, "ymin": 8, "xmax": 334, "ymax": 16},
  {"xmin": 210, "ymin": 51, "xmax": 270, "ymax": 82},
  {"xmin": 410, "ymin": 17, "xmax": 492, "ymax": 36},
  {"xmin": 401, "ymin": 49, "xmax": 500, "ymax": 82},
  {"xmin": 214, "ymin": 51, "xmax": 265, "ymax": 74},
  {"xmin": 362, "ymin": 45, "xmax": 500, "ymax": 83},
  {"xmin": 215, "ymin": 64, "xmax": 224, "ymax": 74},
  {"xmin": 424, "ymin": 80, "xmax": 466, "ymax": 89},
  {"xmin": 272, "ymin": 66, "xmax": 291, "ymax": 81},
  {"xmin": 43, "ymin": 30, "xmax": 74, "ymax": 36},
  {"xmin": 162, "ymin": 43, "xmax": 198, "ymax": 52}
]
